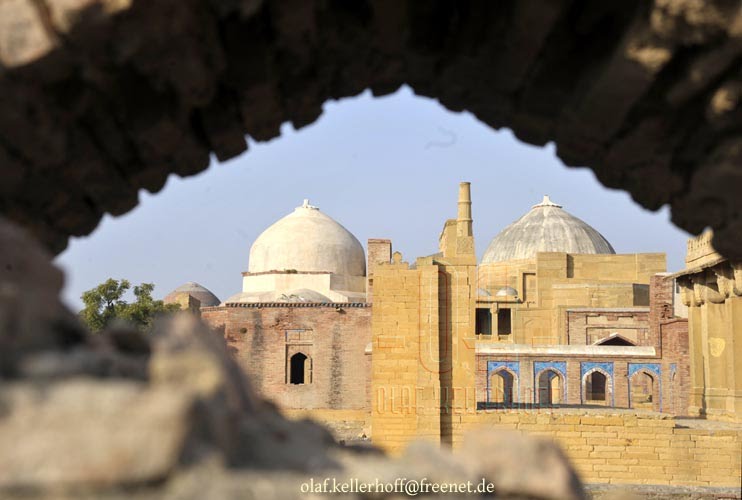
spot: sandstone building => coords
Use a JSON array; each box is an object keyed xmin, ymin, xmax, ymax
[
  {"xmin": 672, "ymin": 231, "xmax": 742, "ymax": 422},
  {"xmin": 168, "ymin": 183, "xmax": 692, "ymax": 446}
]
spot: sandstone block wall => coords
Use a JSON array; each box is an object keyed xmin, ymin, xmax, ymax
[{"xmin": 458, "ymin": 411, "xmax": 742, "ymax": 488}]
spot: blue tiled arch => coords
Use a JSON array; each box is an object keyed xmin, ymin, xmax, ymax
[
  {"xmin": 628, "ymin": 362, "xmax": 662, "ymax": 411},
  {"xmin": 580, "ymin": 362, "xmax": 614, "ymax": 406},
  {"xmin": 533, "ymin": 361, "xmax": 567, "ymax": 404},
  {"xmin": 486, "ymin": 361, "xmax": 520, "ymax": 404}
]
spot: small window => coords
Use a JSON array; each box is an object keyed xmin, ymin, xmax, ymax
[
  {"xmin": 289, "ymin": 352, "xmax": 308, "ymax": 384},
  {"xmin": 476, "ymin": 308, "xmax": 492, "ymax": 335},
  {"xmin": 586, "ymin": 371, "xmax": 607, "ymax": 401},
  {"xmin": 498, "ymin": 308, "xmax": 512, "ymax": 335}
]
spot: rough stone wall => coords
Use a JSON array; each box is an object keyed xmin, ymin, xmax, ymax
[
  {"xmin": 458, "ymin": 411, "xmax": 742, "ymax": 488},
  {"xmin": 201, "ymin": 304, "xmax": 371, "ymax": 411},
  {"xmin": 0, "ymin": 0, "xmax": 741, "ymax": 260}
]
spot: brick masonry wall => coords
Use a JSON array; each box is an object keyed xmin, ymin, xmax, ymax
[
  {"xmin": 366, "ymin": 239, "xmax": 392, "ymax": 303},
  {"xmin": 566, "ymin": 310, "xmax": 650, "ymax": 345},
  {"xmin": 201, "ymin": 305, "xmax": 371, "ymax": 410},
  {"xmin": 660, "ymin": 319, "xmax": 690, "ymax": 416},
  {"xmin": 458, "ymin": 411, "xmax": 742, "ymax": 488},
  {"xmin": 650, "ymin": 275, "xmax": 675, "ymax": 346}
]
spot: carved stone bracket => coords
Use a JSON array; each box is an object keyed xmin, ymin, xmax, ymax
[{"xmin": 732, "ymin": 262, "xmax": 742, "ymax": 296}]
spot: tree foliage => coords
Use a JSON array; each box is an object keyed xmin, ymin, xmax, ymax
[{"xmin": 79, "ymin": 278, "xmax": 180, "ymax": 333}]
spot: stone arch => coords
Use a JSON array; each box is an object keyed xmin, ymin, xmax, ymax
[
  {"xmin": 535, "ymin": 368, "xmax": 564, "ymax": 406},
  {"xmin": 0, "ymin": 1, "xmax": 741, "ymax": 258},
  {"xmin": 582, "ymin": 368, "xmax": 612, "ymax": 406},
  {"xmin": 488, "ymin": 368, "xmax": 517, "ymax": 406},
  {"xmin": 629, "ymin": 369, "xmax": 659, "ymax": 411}
]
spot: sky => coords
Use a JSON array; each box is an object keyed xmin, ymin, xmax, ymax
[{"xmin": 55, "ymin": 86, "xmax": 690, "ymax": 310}]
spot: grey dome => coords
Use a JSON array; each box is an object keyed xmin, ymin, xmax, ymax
[
  {"xmin": 222, "ymin": 288, "xmax": 331, "ymax": 304},
  {"xmin": 164, "ymin": 281, "xmax": 221, "ymax": 307},
  {"xmin": 481, "ymin": 196, "xmax": 615, "ymax": 264},
  {"xmin": 279, "ymin": 289, "xmax": 331, "ymax": 303}
]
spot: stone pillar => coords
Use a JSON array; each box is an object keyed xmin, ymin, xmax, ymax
[{"xmin": 371, "ymin": 258, "xmax": 442, "ymax": 453}]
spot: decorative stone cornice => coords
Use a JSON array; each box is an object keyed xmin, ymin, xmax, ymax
[
  {"xmin": 677, "ymin": 259, "xmax": 742, "ymax": 306},
  {"xmin": 216, "ymin": 302, "xmax": 370, "ymax": 309}
]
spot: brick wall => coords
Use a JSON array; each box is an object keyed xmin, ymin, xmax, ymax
[
  {"xmin": 566, "ymin": 309, "xmax": 650, "ymax": 346},
  {"xmin": 660, "ymin": 319, "xmax": 690, "ymax": 416},
  {"xmin": 201, "ymin": 304, "xmax": 371, "ymax": 410},
  {"xmin": 366, "ymin": 239, "xmax": 391, "ymax": 303},
  {"xmin": 650, "ymin": 275, "xmax": 675, "ymax": 346},
  {"xmin": 458, "ymin": 411, "xmax": 742, "ymax": 488}
]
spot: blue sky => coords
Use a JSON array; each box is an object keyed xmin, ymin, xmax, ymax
[{"xmin": 55, "ymin": 86, "xmax": 690, "ymax": 310}]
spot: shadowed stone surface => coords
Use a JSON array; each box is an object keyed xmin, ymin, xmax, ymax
[{"xmin": 0, "ymin": 0, "xmax": 741, "ymax": 257}]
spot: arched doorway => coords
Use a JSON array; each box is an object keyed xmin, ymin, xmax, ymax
[
  {"xmin": 289, "ymin": 352, "xmax": 310, "ymax": 385},
  {"xmin": 489, "ymin": 369, "xmax": 515, "ymax": 406},
  {"xmin": 630, "ymin": 370, "xmax": 659, "ymax": 411},
  {"xmin": 584, "ymin": 370, "xmax": 609, "ymax": 405},
  {"xmin": 536, "ymin": 369, "xmax": 563, "ymax": 406}
]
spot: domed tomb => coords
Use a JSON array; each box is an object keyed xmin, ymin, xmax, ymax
[
  {"xmin": 164, "ymin": 281, "xmax": 221, "ymax": 307},
  {"xmin": 227, "ymin": 200, "xmax": 367, "ymax": 304},
  {"xmin": 481, "ymin": 196, "xmax": 615, "ymax": 264},
  {"xmin": 248, "ymin": 199, "xmax": 366, "ymax": 277}
]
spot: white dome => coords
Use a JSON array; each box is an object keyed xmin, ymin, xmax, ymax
[
  {"xmin": 481, "ymin": 196, "xmax": 615, "ymax": 264},
  {"xmin": 248, "ymin": 200, "xmax": 366, "ymax": 277}
]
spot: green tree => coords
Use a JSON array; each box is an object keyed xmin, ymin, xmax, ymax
[{"xmin": 79, "ymin": 278, "xmax": 180, "ymax": 333}]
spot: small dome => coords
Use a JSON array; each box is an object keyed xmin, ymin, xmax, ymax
[
  {"xmin": 164, "ymin": 281, "xmax": 221, "ymax": 307},
  {"xmin": 495, "ymin": 286, "xmax": 518, "ymax": 297},
  {"xmin": 248, "ymin": 200, "xmax": 365, "ymax": 277},
  {"xmin": 481, "ymin": 195, "xmax": 615, "ymax": 264},
  {"xmin": 278, "ymin": 289, "xmax": 331, "ymax": 303},
  {"xmin": 477, "ymin": 288, "xmax": 491, "ymax": 296},
  {"xmin": 223, "ymin": 288, "xmax": 331, "ymax": 304}
]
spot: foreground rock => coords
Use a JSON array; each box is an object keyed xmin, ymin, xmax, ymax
[{"xmin": 0, "ymin": 216, "xmax": 586, "ymax": 499}]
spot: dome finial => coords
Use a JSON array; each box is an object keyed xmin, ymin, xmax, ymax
[
  {"xmin": 299, "ymin": 199, "xmax": 318, "ymax": 210},
  {"xmin": 533, "ymin": 194, "xmax": 562, "ymax": 208}
]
